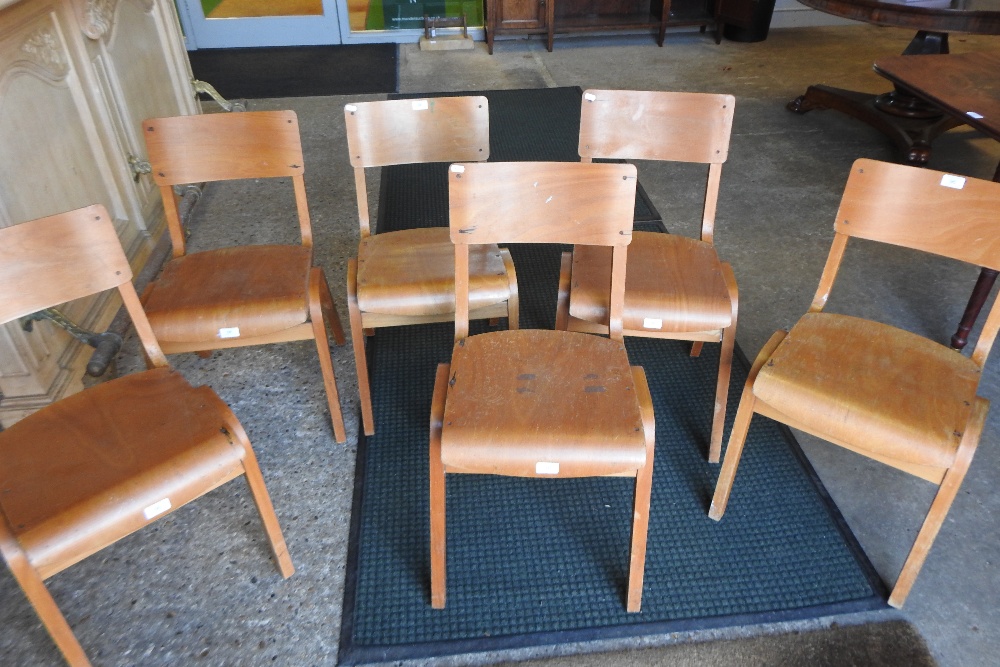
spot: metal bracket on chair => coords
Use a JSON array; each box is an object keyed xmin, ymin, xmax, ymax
[
  {"xmin": 127, "ymin": 153, "xmax": 151, "ymax": 182},
  {"xmin": 191, "ymin": 79, "xmax": 246, "ymax": 112},
  {"xmin": 20, "ymin": 309, "xmax": 122, "ymax": 377}
]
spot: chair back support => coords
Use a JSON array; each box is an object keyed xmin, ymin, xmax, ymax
[
  {"xmin": 143, "ymin": 110, "xmax": 311, "ymax": 256},
  {"xmin": 816, "ymin": 158, "xmax": 1000, "ymax": 366},
  {"xmin": 449, "ymin": 161, "xmax": 636, "ymax": 340},
  {"xmin": 345, "ymin": 96, "xmax": 490, "ymax": 168},
  {"xmin": 344, "ymin": 96, "xmax": 490, "ymax": 238},
  {"xmin": 144, "ymin": 110, "xmax": 306, "ymax": 184},
  {"xmin": 0, "ymin": 205, "xmax": 167, "ymax": 366},
  {"xmin": 579, "ymin": 89, "xmax": 734, "ymax": 164},
  {"xmin": 578, "ymin": 89, "xmax": 734, "ymax": 245}
]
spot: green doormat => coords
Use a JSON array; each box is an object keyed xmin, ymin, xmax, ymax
[{"xmin": 338, "ymin": 87, "xmax": 886, "ymax": 666}]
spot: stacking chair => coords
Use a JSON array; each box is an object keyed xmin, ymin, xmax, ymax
[
  {"xmin": 344, "ymin": 96, "xmax": 518, "ymax": 436},
  {"xmin": 430, "ymin": 161, "xmax": 655, "ymax": 612},
  {"xmin": 556, "ymin": 89, "xmax": 737, "ymax": 462},
  {"xmin": 0, "ymin": 205, "xmax": 293, "ymax": 667},
  {"xmin": 710, "ymin": 159, "xmax": 1000, "ymax": 608},
  {"xmin": 141, "ymin": 110, "xmax": 347, "ymax": 443}
]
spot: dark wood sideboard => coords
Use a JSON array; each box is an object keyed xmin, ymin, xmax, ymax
[{"xmin": 485, "ymin": 0, "xmax": 727, "ymax": 52}]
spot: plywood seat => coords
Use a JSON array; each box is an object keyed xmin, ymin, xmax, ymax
[
  {"xmin": 569, "ymin": 232, "xmax": 732, "ymax": 332},
  {"xmin": 441, "ymin": 330, "xmax": 646, "ymax": 477},
  {"xmin": 356, "ymin": 228, "xmax": 509, "ymax": 316},
  {"xmin": 754, "ymin": 313, "xmax": 977, "ymax": 469},
  {"xmin": 143, "ymin": 245, "xmax": 311, "ymax": 342},
  {"xmin": 0, "ymin": 367, "xmax": 244, "ymax": 577}
]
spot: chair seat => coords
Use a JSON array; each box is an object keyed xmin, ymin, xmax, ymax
[
  {"xmin": 754, "ymin": 313, "xmax": 980, "ymax": 468},
  {"xmin": 569, "ymin": 232, "xmax": 732, "ymax": 332},
  {"xmin": 143, "ymin": 245, "xmax": 312, "ymax": 343},
  {"xmin": 0, "ymin": 367, "xmax": 244, "ymax": 574},
  {"xmin": 441, "ymin": 330, "xmax": 647, "ymax": 477},
  {"xmin": 357, "ymin": 228, "xmax": 510, "ymax": 316}
]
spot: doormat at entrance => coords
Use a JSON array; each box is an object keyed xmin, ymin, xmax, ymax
[
  {"xmin": 188, "ymin": 44, "xmax": 397, "ymax": 98},
  {"xmin": 337, "ymin": 87, "xmax": 887, "ymax": 666}
]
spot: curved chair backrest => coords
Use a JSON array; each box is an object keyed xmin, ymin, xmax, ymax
[
  {"xmin": 578, "ymin": 89, "xmax": 734, "ymax": 165},
  {"xmin": 449, "ymin": 161, "xmax": 637, "ymax": 340},
  {"xmin": 0, "ymin": 205, "xmax": 166, "ymax": 366}
]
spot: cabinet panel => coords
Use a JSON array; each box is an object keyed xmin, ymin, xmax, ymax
[
  {"xmin": 0, "ymin": 0, "xmax": 195, "ymax": 427},
  {"xmin": 497, "ymin": 0, "xmax": 547, "ymax": 29}
]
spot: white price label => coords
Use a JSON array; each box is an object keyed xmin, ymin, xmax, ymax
[
  {"xmin": 535, "ymin": 462, "xmax": 560, "ymax": 475},
  {"xmin": 143, "ymin": 498, "xmax": 172, "ymax": 520},
  {"xmin": 219, "ymin": 327, "xmax": 241, "ymax": 339},
  {"xmin": 412, "ymin": 99, "xmax": 429, "ymax": 110},
  {"xmin": 940, "ymin": 174, "xmax": 966, "ymax": 190},
  {"xmin": 643, "ymin": 317, "xmax": 663, "ymax": 329}
]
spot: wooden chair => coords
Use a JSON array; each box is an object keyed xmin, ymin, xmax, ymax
[
  {"xmin": 344, "ymin": 96, "xmax": 518, "ymax": 436},
  {"xmin": 430, "ymin": 161, "xmax": 655, "ymax": 612},
  {"xmin": 0, "ymin": 205, "xmax": 293, "ymax": 667},
  {"xmin": 710, "ymin": 158, "xmax": 1000, "ymax": 608},
  {"xmin": 141, "ymin": 110, "xmax": 347, "ymax": 443},
  {"xmin": 556, "ymin": 89, "xmax": 737, "ymax": 462}
]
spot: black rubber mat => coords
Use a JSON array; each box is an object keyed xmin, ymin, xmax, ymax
[
  {"xmin": 188, "ymin": 44, "xmax": 397, "ymax": 99},
  {"xmin": 338, "ymin": 87, "xmax": 886, "ymax": 666}
]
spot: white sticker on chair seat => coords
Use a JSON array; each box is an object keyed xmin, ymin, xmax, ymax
[
  {"xmin": 584, "ymin": 92, "xmax": 597, "ymax": 101},
  {"xmin": 536, "ymin": 461, "xmax": 559, "ymax": 475},
  {"xmin": 345, "ymin": 104, "xmax": 358, "ymax": 112},
  {"xmin": 143, "ymin": 498, "xmax": 171, "ymax": 520},
  {"xmin": 219, "ymin": 327, "xmax": 240, "ymax": 339},
  {"xmin": 643, "ymin": 318, "xmax": 663, "ymax": 329},
  {"xmin": 967, "ymin": 111, "xmax": 984, "ymax": 119},
  {"xmin": 412, "ymin": 100, "xmax": 429, "ymax": 110},
  {"xmin": 450, "ymin": 164, "xmax": 465, "ymax": 173},
  {"xmin": 940, "ymin": 174, "xmax": 966, "ymax": 190}
]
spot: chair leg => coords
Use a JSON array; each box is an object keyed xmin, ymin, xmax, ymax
[
  {"xmin": 347, "ymin": 259, "xmax": 375, "ymax": 436},
  {"xmin": 309, "ymin": 268, "xmax": 347, "ymax": 444},
  {"xmin": 690, "ymin": 342, "xmax": 704, "ymax": 357},
  {"xmin": 709, "ymin": 330, "xmax": 787, "ymax": 520},
  {"xmin": 500, "ymin": 248, "xmax": 520, "ymax": 330},
  {"xmin": 226, "ymin": 420, "xmax": 295, "ymax": 579},
  {"xmin": 888, "ymin": 398, "xmax": 985, "ymax": 608},
  {"xmin": 708, "ymin": 326, "xmax": 735, "ymax": 463},
  {"xmin": 710, "ymin": 261, "xmax": 739, "ymax": 463},
  {"xmin": 555, "ymin": 251, "xmax": 572, "ymax": 331},
  {"xmin": 627, "ymin": 366, "xmax": 655, "ymax": 613},
  {"xmin": 316, "ymin": 266, "xmax": 346, "ymax": 346},
  {"xmin": 0, "ymin": 518, "xmax": 92, "ymax": 666},
  {"xmin": 429, "ymin": 364, "xmax": 450, "ymax": 609}
]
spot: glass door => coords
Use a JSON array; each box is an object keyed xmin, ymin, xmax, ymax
[
  {"xmin": 178, "ymin": 0, "xmax": 342, "ymax": 48},
  {"xmin": 339, "ymin": 0, "xmax": 483, "ymax": 39}
]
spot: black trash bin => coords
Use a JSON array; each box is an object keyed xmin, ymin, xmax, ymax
[{"xmin": 723, "ymin": 0, "xmax": 778, "ymax": 42}]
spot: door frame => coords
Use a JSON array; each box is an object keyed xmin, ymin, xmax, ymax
[{"xmin": 176, "ymin": 0, "xmax": 343, "ymax": 49}]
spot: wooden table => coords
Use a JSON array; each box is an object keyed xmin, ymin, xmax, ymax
[
  {"xmin": 787, "ymin": 0, "xmax": 1000, "ymax": 166},
  {"xmin": 874, "ymin": 52, "xmax": 1000, "ymax": 350}
]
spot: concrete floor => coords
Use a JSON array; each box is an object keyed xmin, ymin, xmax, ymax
[{"xmin": 2, "ymin": 23, "xmax": 999, "ymax": 667}]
